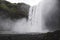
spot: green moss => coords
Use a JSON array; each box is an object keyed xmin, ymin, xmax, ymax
[{"xmin": 0, "ymin": 0, "xmax": 30, "ymax": 19}]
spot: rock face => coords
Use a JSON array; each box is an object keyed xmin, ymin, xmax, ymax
[
  {"xmin": 0, "ymin": 0, "xmax": 30, "ymax": 19},
  {"xmin": 17, "ymin": 3, "xmax": 30, "ymax": 19}
]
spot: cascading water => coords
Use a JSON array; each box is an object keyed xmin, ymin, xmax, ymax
[
  {"xmin": 28, "ymin": 5, "xmax": 49, "ymax": 33},
  {"xmin": 2, "ymin": 0, "xmax": 58, "ymax": 34},
  {"xmin": 0, "ymin": 0, "xmax": 59, "ymax": 34},
  {"xmin": 12, "ymin": 0, "xmax": 59, "ymax": 33},
  {"xmin": 28, "ymin": 0, "xmax": 58, "ymax": 33}
]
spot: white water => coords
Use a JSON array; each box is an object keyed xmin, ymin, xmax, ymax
[
  {"xmin": 0, "ymin": 0, "xmax": 58, "ymax": 34},
  {"xmin": 28, "ymin": 4, "xmax": 49, "ymax": 33},
  {"xmin": 28, "ymin": 0, "xmax": 58, "ymax": 33},
  {"xmin": 8, "ymin": 0, "xmax": 58, "ymax": 33}
]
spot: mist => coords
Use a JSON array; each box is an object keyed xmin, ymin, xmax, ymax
[
  {"xmin": 0, "ymin": 17, "xmax": 29, "ymax": 34},
  {"xmin": 0, "ymin": 0, "xmax": 60, "ymax": 34},
  {"xmin": 44, "ymin": 0, "xmax": 60, "ymax": 31},
  {"xmin": 28, "ymin": 0, "xmax": 60, "ymax": 33}
]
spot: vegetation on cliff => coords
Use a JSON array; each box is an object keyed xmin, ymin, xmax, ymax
[{"xmin": 0, "ymin": 0, "xmax": 30, "ymax": 19}]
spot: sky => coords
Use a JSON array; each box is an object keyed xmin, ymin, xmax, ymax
[{"xmin": 6, "ymin": 0, "xmax": 42, "ymax": 6}]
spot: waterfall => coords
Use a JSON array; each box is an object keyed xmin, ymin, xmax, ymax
[
  {"xmin": 12, "ymin": 0, "xmax": 59, "ymax": 33},
  {"xmin": 2, "ymin": 0, "xmax": 58, "ymax": 34},
  {"xmin": 28, "ymin": 0, "xmax": 58, "ymax": 33},
  {"xmin": 28, "ymin": 5, "xmax": 49, "ymax": 33}
]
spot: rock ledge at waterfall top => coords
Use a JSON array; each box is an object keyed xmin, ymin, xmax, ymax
[{"xmin": 0, "ymin": 0, "xmax": 30, "ymax": 20}]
